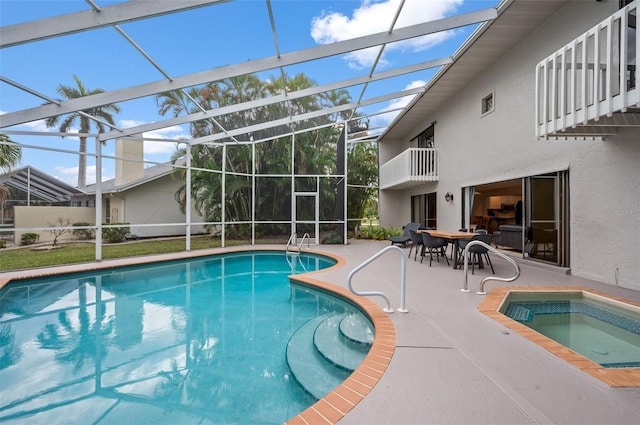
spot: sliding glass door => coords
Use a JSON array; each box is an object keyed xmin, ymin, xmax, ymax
[
  {"xmin": 524, "ymin": 171, "xmax": 569, "ymax": 266},
  {"xmin": 411, "ymin": 192, "xmax": 437, "ymax": 229}
]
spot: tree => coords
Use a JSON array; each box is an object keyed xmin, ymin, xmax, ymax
[
  {"xmin": 45, "ymin": 75, "xmax": 121, "ymax": 189},
  {"xmin": 0, "ymin": 134, "xmax": 21, "ymax": 172},
  {"xmin": 46, "ymin": 217, "xmax": 73, "ymax": 247},
  {"xmin": 0, "ymin": 133, "xmax": 22, "ymax": 205},
  {"xmin": 158, "ymin": 72, "xmax": 377, "ymax": 239},
  {"xmin": 347, "ymin": 140, "xmax": 378, "ymax": 230}
]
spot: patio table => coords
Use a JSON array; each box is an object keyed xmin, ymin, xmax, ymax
[{"xmin": 419, "ymin": 229, "xmax": 476, "ymax": 269}]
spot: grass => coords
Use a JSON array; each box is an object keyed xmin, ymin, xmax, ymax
[{"xmin": 0, "ymin": 236, "xmax": 248, "ymax": 273}]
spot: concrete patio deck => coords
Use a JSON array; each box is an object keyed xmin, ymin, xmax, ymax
[
  {"xmin": 307, "ymin": 240, "xmax": 640, "ymax": 425},
  {"xmin": 2, "ymin": 239, "xmax": 639, "ymax": 424}
]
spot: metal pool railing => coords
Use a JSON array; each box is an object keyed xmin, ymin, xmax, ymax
[
  {"xmin": 460, "ymin": 240, "xmax": 520, "ymax": 295},
  {"xmin": 347, "ymin": 245, "xmax": 408, "ymax": 313},
  {"xmin": 286, "ymin": 232, "xmax": 310, "ymax": 253}
]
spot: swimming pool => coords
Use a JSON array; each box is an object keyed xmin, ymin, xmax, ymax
[
  {"xmin": 479, "ymin": 287, "xmax": 640, "ymax": 387},
  {"xmin": 0, "ymin": 251, "xmax": 374, "ymax": 424},
  {"xmin": 502, "ymin": 291, "xmax": 640, "ymax": 368}
]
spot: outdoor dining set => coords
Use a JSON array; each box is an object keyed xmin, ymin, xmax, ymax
[{"xmin": 390, "ymin": 223, "xmax": 494, "ymax": 274}]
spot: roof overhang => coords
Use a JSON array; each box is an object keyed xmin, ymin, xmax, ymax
[{"xmin": 378, "ymin": 0, "xmax": 572, "ymax": 143}]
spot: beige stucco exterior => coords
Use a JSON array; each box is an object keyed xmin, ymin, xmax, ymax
[
  {"xmin": 105, "ymin": 173, "xmax": 205, "ymax": 238},
  {"xmin": 14, "ymin": 206, "xmax": 95, "ymax": 244},
  {"xmin": 378, "ymin": 1, "xmax": 640, "ymax": 290}
]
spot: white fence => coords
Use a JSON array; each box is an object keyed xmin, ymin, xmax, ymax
[
  {"xmin": 536, "ymin": 0, "xmax": 639, "ymax": 137},
  {"xmin": 379, "ymin": 148, "xmax": 439, "ymax": 190}
]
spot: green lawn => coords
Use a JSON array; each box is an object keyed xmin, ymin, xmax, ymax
[{"xmin": 0, "ymin": 237, "xmax": 246, "ymax": 272}]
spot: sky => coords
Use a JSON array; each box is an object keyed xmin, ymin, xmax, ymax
[{"xmin": 0, "ymin": 0, "xmax": 499, "ymax": 187}]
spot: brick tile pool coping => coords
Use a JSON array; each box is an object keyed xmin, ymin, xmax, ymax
[
  {"xmin": 0, "ymin": 247, "xmax": 396, "ymax": 425},
  {"xmin": 478, "ymin": 286, "xmax": 640, "ymax": 387}
]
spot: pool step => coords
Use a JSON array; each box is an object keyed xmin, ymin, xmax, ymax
[
  {"xmin": 314, "ymin": 314, "xmax": 371, "ymax": 372},
  {"xmin": 286, "ymin": 315, "xmax": 350, "ymax": 400},
  {"xmin": 339, "ymin": 313, "xmax": 375, "ymax": 345},
  {"xmin": 286, "ymin": 313, "xmax": 373, "ymax": 400}
]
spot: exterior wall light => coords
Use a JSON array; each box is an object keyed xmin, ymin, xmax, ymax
[{"xmin": 444, "ymin": 192, "xmax": 454, "ymax": 202}]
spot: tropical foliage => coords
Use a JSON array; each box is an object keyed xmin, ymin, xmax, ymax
[
  {"xmin": 157, "ymin": 72, "xmax": 378, "ymax": 239},
  {"xmin": 0, "ymin": 134, "xmax": 21, "ymax": 172},
  {"xmin": 45, "ymin": 75, "xmax": 121, "ymax": 189},
  {"xmin": 0, "ymin": 133, "xmax": 22, "ymax": 204}
]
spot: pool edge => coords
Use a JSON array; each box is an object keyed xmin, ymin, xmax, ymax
[
  {"xmin": 285, "ymin": 273, "xmax": 396, "ymax": 425},
  {"xmin": 478, "ymin": 286, "xmax": 640, "ymax": 388},
  {"xmin": 1, "ymin": 246, "xmax": 396, "ymax": 425}
]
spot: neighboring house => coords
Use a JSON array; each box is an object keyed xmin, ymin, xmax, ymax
[
  {"xmin": 378, "ymin": 0, "xmax": 639, "ymax": 290},
  {"xmin": 0, "ymin": 166, "xmax": 88, "ymax": 243},
  {"xmin": 0, "ymin": 165, "xmax": 82, "ymax": 211},
  {"xmin": 81, "ymin": 138, "xmax": 205, "ymax": 238},
  {"xmin": 1, "ymin": 141, "xmax": 204, "ymax": 243}
]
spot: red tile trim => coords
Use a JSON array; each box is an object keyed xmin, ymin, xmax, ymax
[
  {"xmin": 478, "ymin": 286, "xmax": 640, "ymax": 387},
  {"xmin": 2, "ymin": 247, "xmax": 396, "ymax": 424}
]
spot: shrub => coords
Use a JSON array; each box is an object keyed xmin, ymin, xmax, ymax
[
  {"xmin": 321, "ymin": 234, "xmax": 343, "ymax": 244},
  {"xmin": 21, "ymin": 232, "xmax": 40, "ymax": 246},
  {"xmin": 47, "ymin": 217, "xmax": 72, "ymax": 247},
  {"xmin": 102, "ymin": 223, "xmax": 130, "ymax": 243},
  {"xmin": 0, "ymin": 240, "xmax": 6, "ymax": 249},
  {"xmin": 72, "ymin": 222, "xmax": 95, "ymax": 240},
  {"xmin": 357, "ymin": 225, "xmax": 392, "ymax": 241}
]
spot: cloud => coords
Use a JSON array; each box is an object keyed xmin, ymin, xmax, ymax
[
  {"xmin": 0, "ymin": 111, "xmax": 75, "ymax": 133},
  {"xmin": 119, "ymin": 119, "xmax": 189, "ymax": 156},
  {"xmin": 53, "ymin": 165, "xmax": 113, "ymax": 187},
  {"xmin": 311, "ymin": 0, "xmax": 463, "ymax": 68},
  {"xmin": 370, "ymin": 79, "xmax": 426, "ymax": 127},
  {"xmin": 1, "ymin": 117, "xmax": 58, "ymax": 133}
]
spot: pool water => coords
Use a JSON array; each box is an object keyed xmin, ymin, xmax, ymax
[
  {"xmin": 502, "ymin": 292, "xmax": 640, "ymax": 368},
  {"xmin": 0, "ymin": 251, "xmax": 367, "ymax": 424}
]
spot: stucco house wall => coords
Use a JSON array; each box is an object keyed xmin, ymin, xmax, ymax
[
  {"xmin": 14, "ymin": 206, "xmax": 95, "ymax": 244},
  {"xmin": 110, "ymin": 173, "xmax": 205, "ymax": 238},
  {"xmin": 379, "ymin": 1, "xmax": 640, "ymax": 290}
]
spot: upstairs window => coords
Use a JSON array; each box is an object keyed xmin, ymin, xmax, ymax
[
  {"xmin": 481, "ymin": 91, "xmax": 495, "ymax": 116},
  {"xmin": 411, "ymin": 122, "xmax": 435, "ymax": 148}
]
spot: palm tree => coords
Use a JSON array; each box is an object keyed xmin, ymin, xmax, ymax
[
  {"xmin": 0, "ymin": 133, "xmax": 22, "ymax": 205},
  {"xmin": 158, "ymin": 72, "xmax": 376, "ymax": 240},
  {"xmin": 45, "ymin": 75, "xmax": 121, "ymax": 189},
  {"xmin": 0, "ymin": 133, "xmax": 21, "ymax": 172}
]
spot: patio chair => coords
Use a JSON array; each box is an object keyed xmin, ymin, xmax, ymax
[
  {"xmin": 462, "ymin": 234, "xmax": 495, "ymax": 274},
  {"xmin": 447, "ymin": 228, "xmax": 468, "ymax": 260},
  {"xmin": 421, "ymin": 232, "xmax": 450, "ymax": 267},
  {"xmin": 408, "ymin": 229, "xmax": 424, "ymax": 260},
  {"xmin": 389, "ymin": 222, "xmax": 420, "ymax": 247}
]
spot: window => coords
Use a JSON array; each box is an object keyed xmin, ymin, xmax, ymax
[
  {"xmin": 104, "ymin": 198, "xmax": 109, "ymax": 222},
  {"xmin": 481, "ymin": 91, "xmax": 494, "ymax": 116},
  {"xmin": 411, "ymin": 122, "xmax": 435, "ymax": 148},
  {"xmin": 411, "ymin": 192, "xmax": 437, "ymax": 229},
  {"xmin": 619, "ymin": 0, "xmax": 634, "ymax": 9}
]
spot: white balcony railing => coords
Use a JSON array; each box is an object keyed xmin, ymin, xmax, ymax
[
  {"xmin": 536, "ymin": 0, "xmax": 640, "ymax": 137},
  {"xmin": 379, "ymin": 148, "xmax": 438, "ymax": 190}
]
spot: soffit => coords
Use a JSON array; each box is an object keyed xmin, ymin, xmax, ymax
[{"xmin": 380, "ymin": 0, "xmax": 571, "ymax": 142}]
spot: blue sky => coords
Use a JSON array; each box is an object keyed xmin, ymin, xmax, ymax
[{"xmin": 0, "ymin": 0, "xmax": 498, "ymax": 187}]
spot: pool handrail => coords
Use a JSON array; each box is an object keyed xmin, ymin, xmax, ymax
[
  {"xmin": 286, "ymin": 232, "xmax": 310, "ymax": 253},
  {"xmin": 460, "ymin": 240, "xmax": 521, "ymax": 295},
  {"xmin": 298, "ymin": 233, "xmax": 310, "ymax": 251},
  {"xmin": 347, "ymin": 245, "xmax": 408, "ymax": 314},
  {"xmin": 286, "ymin": 233, "xmax": 296, "ymax": 252}
]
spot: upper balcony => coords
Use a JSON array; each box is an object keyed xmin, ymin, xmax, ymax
[
  {"xmin": 379, "ymin": 148, "xmax": 438, "ymax": 190},
  {"xmin": 536, "ymin": 0, "xmax": 640, "ymax": 138}
]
